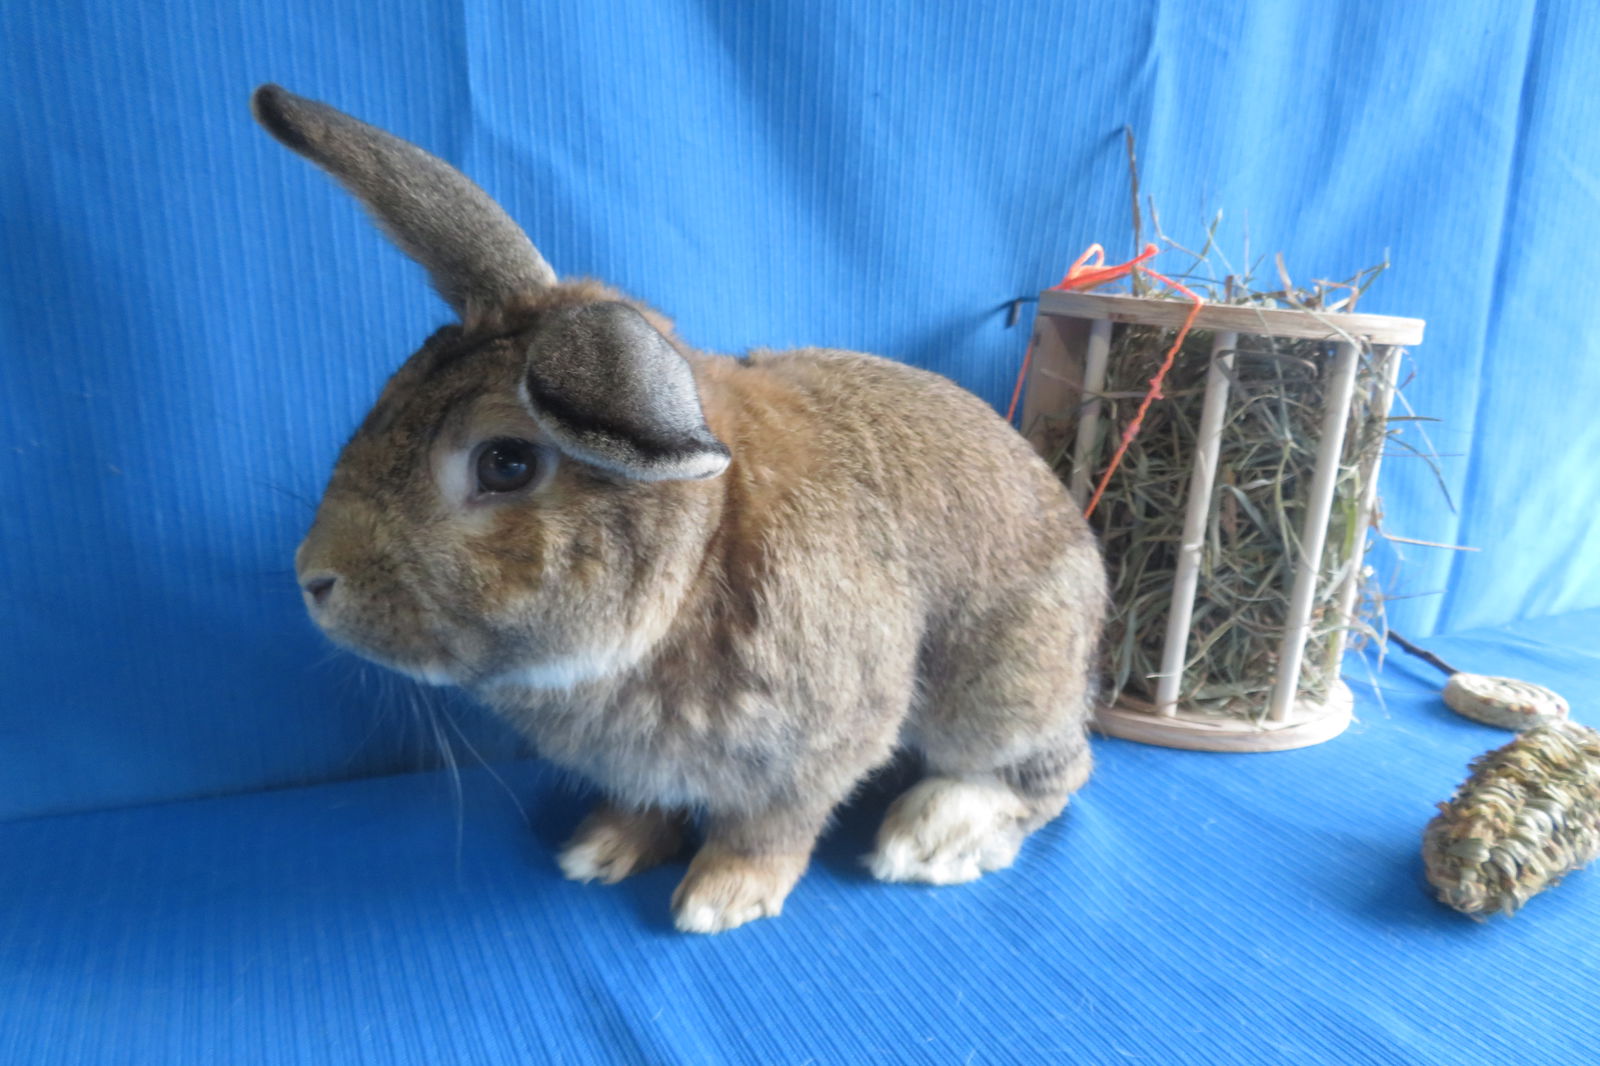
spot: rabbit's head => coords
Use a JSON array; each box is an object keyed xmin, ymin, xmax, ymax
[{"xmin": 254, "ymin": 86, "xmax": 731, "ymax": 689}]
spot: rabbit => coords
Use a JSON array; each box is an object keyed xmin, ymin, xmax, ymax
[{"xmin": 254, "ymin": 84, "xmax": 1105, "ymax": 934}]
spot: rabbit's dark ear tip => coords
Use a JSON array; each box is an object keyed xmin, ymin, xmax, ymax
[{"xmin": 251, "ymin": 84, "xmax": 310, "ymax": 152}]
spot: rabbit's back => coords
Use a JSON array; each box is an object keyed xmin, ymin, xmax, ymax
[{"xmin": 701, "ymin": 346, "xmax": 1098, "ymax": 606}]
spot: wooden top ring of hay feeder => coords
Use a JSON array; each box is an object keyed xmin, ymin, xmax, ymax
[{"xmin": 1024, "ymin": 291, "xmax": 1426, "ymax": 752}]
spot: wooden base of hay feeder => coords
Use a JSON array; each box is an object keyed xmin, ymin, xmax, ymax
[
  {"xmin": 1024, "ymin": 290, "xmax": 1425, "ymax": 753},
  {"xmin": 1096, "ymin": 683, "xmax": 1355, "ymax": 753}
]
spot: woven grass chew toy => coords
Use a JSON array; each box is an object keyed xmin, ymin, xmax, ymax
[{"xmin": 1423, "ymin": 721, "xmax": 1600, "ymax": 917}]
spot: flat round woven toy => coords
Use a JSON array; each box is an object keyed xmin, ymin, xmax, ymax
[{"xmin": 1442, "ymin": 673, "xmax": 1570, "ymax": 730}]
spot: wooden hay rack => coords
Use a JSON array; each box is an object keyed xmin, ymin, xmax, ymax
[{"xmin": 1024, "ymin": 290, "xmax": 1426, "ymax": 752}]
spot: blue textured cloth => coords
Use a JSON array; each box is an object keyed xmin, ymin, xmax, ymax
[
  {"xmin": 3, "ymin": 5, "xmax": 1599, "ymax": 1059},
  {"xmin": 3, "ymin": 1, "xmax": 1600, "ymax": 819},
  {"xmin": 4, "ymin": 612, "xmax": 1597, "ymax": 1064}
]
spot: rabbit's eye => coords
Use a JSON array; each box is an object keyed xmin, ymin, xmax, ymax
[{"xmin": 476, "ymin": 438, "xmax": 541, "ymax": 494}]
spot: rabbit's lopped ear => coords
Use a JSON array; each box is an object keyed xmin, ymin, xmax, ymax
[
  {"xmin": 251, "ymin": 84, "xmax": 555, "ymax": 327},
  {"xmin": 523, "ymin": 304, "xmax": 731, "ymax": 482}
]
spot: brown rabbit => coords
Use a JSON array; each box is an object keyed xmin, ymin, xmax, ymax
[{"xmin": 256, "ymin": 85, "xmax": 1105, "ymax": 933}]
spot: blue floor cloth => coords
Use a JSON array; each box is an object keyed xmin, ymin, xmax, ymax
[{"xmin": 4, "ymin": 611, "xmax": 1596, "ymax": 1065}]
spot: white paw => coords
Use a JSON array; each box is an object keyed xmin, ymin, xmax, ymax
[
  {"xmin": 557, "ymin": 809, "xmax": 679, "ymax": 885},
  {"xmin": 671, "ymin": 850, "xmax": 804, "ymax": 934},
  {"xmin": 557, "ymin": 834, "xmax": 627, "ymax": 884},
  {"xmin": 673, "ymin": 896, "xmax": 782, "ymax": 935},
  {"xmin": 868, "ymin": 777, "xmax": 1029, "ymax": 885}
]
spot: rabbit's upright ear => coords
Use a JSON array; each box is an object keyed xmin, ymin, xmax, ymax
[
  {"xmin": 251, "ymin": 84, "xmax": 555, "ymax": 327},
  {"xmin": 524, "ymin": 303, "xmax": 731, "ymax": 482}
]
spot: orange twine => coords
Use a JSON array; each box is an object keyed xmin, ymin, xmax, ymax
[{"xmin": 1006, "ymin": 243, "xmax": 1204, "ymax": 519}]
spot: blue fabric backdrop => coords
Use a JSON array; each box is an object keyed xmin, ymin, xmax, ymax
[{"xmin": 3, "ymin": 0, "xmax": 1598, "ymax": 819}]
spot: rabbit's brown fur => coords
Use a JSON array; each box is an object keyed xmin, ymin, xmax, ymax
[{"xmin": 258, "ymin": 85, "xmax": 1104, "ymax": 932}]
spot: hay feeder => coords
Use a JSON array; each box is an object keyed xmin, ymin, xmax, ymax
[{"xmin": 1023, "ymin": 290, "xmax": 1426, "ymax": 752}]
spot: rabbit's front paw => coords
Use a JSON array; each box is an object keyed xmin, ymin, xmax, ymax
[
  {"xmin": 671, "ymin": 847, "xmax": 807, "ymax": 934},
  {"xmin": 558, "ymin": 804, "xmax": 685, "ymax": 885},
  {"xmin": 868, "ymin": 776, "xmax": 1029, "ymax": 885}
]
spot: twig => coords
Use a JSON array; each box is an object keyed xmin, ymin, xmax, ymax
[{"xmin": 1386, "ymin": 631, "xmax": 1459, "ymax": 677}]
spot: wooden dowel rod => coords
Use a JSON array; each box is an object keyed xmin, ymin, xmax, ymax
[
  {"xmin": 1328, "ymin": 345, "xmax": 1403, "ymax": 671},
  {"xmin": 1039, "ymin": 290, "xmax": 1425, "ymax": 345},
  {"xmin": 1068, "ymin": 319, "xmax": 1114, "ymax": 508},
  {"xmin": 1269, "ymin": 340, "xmax": 1363, "ymax": 721},
  {"xmin": 1154, "ymin": 331, "xmax": 1237, "ymax": 716}
]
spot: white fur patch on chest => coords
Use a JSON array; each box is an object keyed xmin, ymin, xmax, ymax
[
  {"xmin": 389, "ymin": 660, "xmax": 455, "ymax": 687},
  {"xmin": 505, "ymin": 653, "xmax": 619, "ymax": 691},
  {"xmin": 490, "ymin": 635, "xmax": 652, "ymax": 693}
]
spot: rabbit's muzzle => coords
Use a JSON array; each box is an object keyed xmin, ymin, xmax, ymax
[{"xmin": 294, "ymin": 497, "xmax": 460, "ymax": 685}]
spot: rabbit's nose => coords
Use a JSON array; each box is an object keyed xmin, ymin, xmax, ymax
[{"xmin": 302, "ymin": 573, "xmax": 338, "ymax": 605}]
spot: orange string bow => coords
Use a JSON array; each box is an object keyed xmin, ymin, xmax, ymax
[{"xmin": 1006, "ymin": 243, "xmax": 1204, "ymax": 518}]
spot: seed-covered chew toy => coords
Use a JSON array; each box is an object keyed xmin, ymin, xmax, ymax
[
  {"xmin": 1387, "ymin": 632, "xmax": 1569, "ymax": 730},
  {"xmin": 1423, "ymin": 721, "xmax": 1600, "ymax": 917}
]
